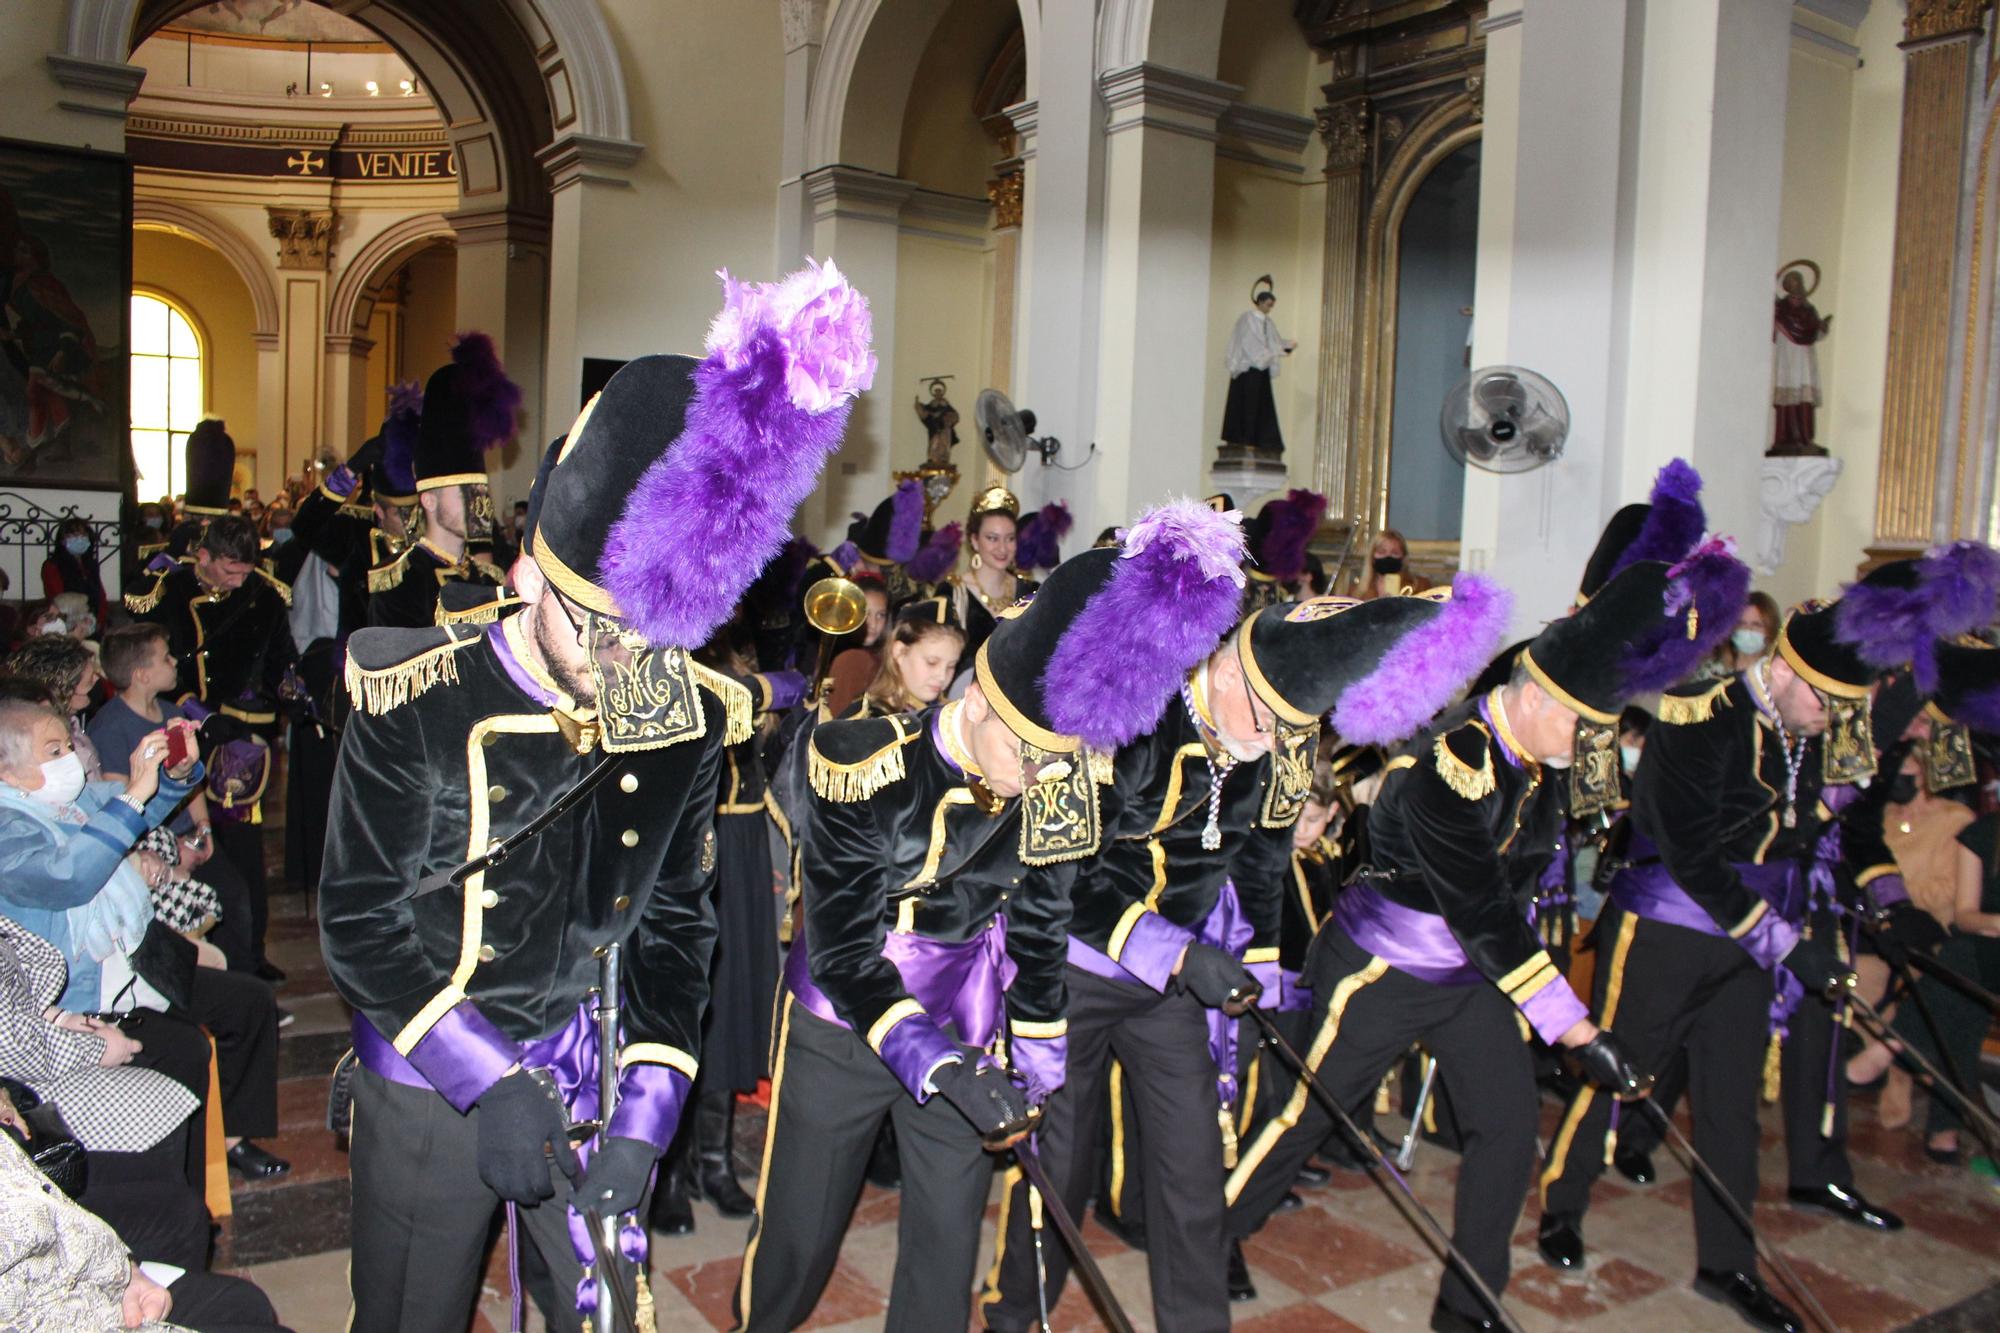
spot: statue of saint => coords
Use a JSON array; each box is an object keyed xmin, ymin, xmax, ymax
[
  {"xmin": 914, "ymin": 378, "xmax": 959, "ymax": 467},
  {"xmin": 1771, "ymin": 261, "xmax": 1832, "ymax": 457},
  {"xmin": 1221, "ymin": 275, "xmax": 1296, "ymax": 458}
]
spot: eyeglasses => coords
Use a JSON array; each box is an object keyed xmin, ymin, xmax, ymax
[{"xmin": 1241, "ymin": 666, "xmax": 1272, "ymax": 737}]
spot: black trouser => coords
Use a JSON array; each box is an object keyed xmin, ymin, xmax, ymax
[
  {"xmin": 212, "ymin": 819, "xmax": 269, "ymax": 967},
  {"xmin": 192, "ymin": 842, "xmax": 258, "ymax": 975},
  {"xmin": 1539, "ymin": 903, "xmax": 1769, "ymax": 1273},
  {"xmin": 347, "ymin": 1066, "xmax": 639, "ymax": 1333},
  {"xmin": 82, "ymin": 1143, "xmax": 211, "ymax": 1270},
  {"xmin": 131, "ymin": 967, "xmax": 281, "ymax": 1140},
  {"xmin": 982, "ymin": 967, "xmax": 1228, "ymax": 1333},
  {"xmin": 735, "ymin": 996, "xmax": 992, "ymax": 1332},
  {"xmin": 166, "ymin": 1269, "xmax": 292, "ymax": 1332},
  {"xmin": 1894, "ymin": 932, "xmax": 2000, "ymax": 1135},
  {"xmin": 1223, "ymin": 929, "xmax": 1538, "ymax": 1323}
]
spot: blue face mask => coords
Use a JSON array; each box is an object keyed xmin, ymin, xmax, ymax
[
  {"xmin": 269, "ymin": 528, "xmax": 293, "ymax": 546},
  {"xmin": 1731, "ymin": 628, "xmax": 1767, "ymax": 658},
  {"xmin": 1620, "ymin": 743, "xmax": 1642, "ymax": 776},
  {"xmin": 62, "ymin": 536, "xmax": 90, "ymax": 557}
]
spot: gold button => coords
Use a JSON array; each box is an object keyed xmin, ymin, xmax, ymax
[
  {"xmin": 593, "ymin": 945, "xmax": 609, "ymax": 959},
  {"xmin": 614, "ymin": 895, "xmax": 631, "ymax": 912},
  {"xmin": 488, "ymin": 785, "xmax": 507, "ymax": 802},
  {"xmin": 619, "ymin": 773, "xmax": 639, "ymax": 793},
  {"xmin": 481, "ymin": 889, "xmax": 499, "ymax": 909},
  {"xmin": 621, "ymin": 829, "xmax": 640, "ymax": 848},
  {"xmin": 481, "ymin": 733, "xmax": 498, "ymax": 747},
  {"xmin": 477, "ymin": 944, "xmax": 496, "ymax": 962}
]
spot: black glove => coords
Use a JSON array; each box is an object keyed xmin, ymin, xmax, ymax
[
  {"xmin": 1176, "ymin": 943, "xmax": 1262, "ymax": 1014},
  {"xmin": 1570, "ymin": 1031, "xmax": 1645, "ymax": 1097},
  {"xmin": 931, "ymin": 1058, "xmax": 1034, "ymax": 1145},
  {"xmin": 1781, "ymin": 936, "xmax": 1854, "ymax": 999},
  {"xmin": 573, "ymin": 1134, "xmax": 659, "ymax": 1216},
  {"xmin": 1875, "ymin": 901, "xmax": 1948, "ymax": 967},
  {"xmin": 475, "ymin": 1071, "xmax": 579, "ymax": 1204}
]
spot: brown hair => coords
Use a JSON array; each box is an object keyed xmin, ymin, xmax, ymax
[
  {"xmin": 100, "ymin": 623, "xmax": 170, "ymax": 692},
  {"xmin": 4, "ymin": 635, "xmax": 95, "ymax": 711},
  {"xmin": 864, "ymin": 617, "xmax": 965, "ymax": 714}
]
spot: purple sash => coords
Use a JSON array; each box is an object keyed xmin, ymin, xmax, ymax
[
  {"xmin": 1334, "ymin": 881, "xmax": 1482, "ymax": 985},
  {"xmin": 785, "ymin": 914, "xmax": 1015, "ymax": 1052},
  {"xmin": 1196, "ymin": 881, "xmax": 1255, "ymax": 1109}
]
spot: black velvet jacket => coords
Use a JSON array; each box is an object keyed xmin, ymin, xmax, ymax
[
  {"xmin": 1630, "ymin": 676, "xmax": 1824, "ymax": 935},
  {"xmin": 319, "ymin": 615, "xmax": 730, "ymax": 1121},
  {"xmin": 799, "ymin": 702, "xmax": 1077, "ymax": 1045},
  {"xmin": 367, "ymin": 538, "xmax": 505, "ymax": 629},
  {"xmin": 1068, "ymin": 673, "xmax": 1300, "ymax": 981},
  {"xmin": 1283, "ymin": 837, "xmax": 1339, "ymax": 972},
  {"xmin": 128, "ymin": 559, "xmax": 298, "ymax": 724},
  {"xmin": 1363, "ymin": 694, "xmax": 1569, "ymax": 1001}
]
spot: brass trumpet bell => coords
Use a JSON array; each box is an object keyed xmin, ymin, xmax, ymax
[{"xmin": 804, "ymin": 576, "xmax": 868, "ymax": 637}]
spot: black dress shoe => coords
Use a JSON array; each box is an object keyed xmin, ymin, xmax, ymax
[
  {"xmin": 1273, "ymin": 1189, "xmax": 1304, "ymax": 1213},
  {"xmin": 1613, "ymin": 1146, "xmax": 1655, "ymax": 1185},
  {"xmin": 1226, "ymin": 1238, "xmax": 1256, "ymax": 1303},
  {"xmin": 254, "ymin": 961, "xmax": 287, "ymax": 984},
  {"xmin": 1693, "ymin": 1269, "xmax": 1803, "ymax": 1332},
  {"xmin": 1429, "ymin": 1298, "xmax": 1499, "ymax": 1332},
  {"xmin": 1786, "ymin": 1183, "xmax": 1903, "ymax": 1231},
  {"xmin": 1295, "ymin": 1161, "xmax": 1333, "ymax": 1188},
  {"xmin": 1536, "ymin": 1211, "xmax": 1584, "ymax": 1270},
  {"xmin": 226, "ymin": 1141, "xmax": 291, "ymax": 1180}
]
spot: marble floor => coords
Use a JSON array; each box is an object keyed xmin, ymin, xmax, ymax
[{"xmin": 234, "ymin": 886, "xmax": 2000, "ymax": 1332}]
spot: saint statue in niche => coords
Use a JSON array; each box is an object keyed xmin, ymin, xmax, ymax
[
  {"xmin": 1771, "ymin": 259, "xmax": 1832, "ymax": 457},
  {"xmin": 1221, "ymin": 275, "xmax": 1296, "ymax": 459},
  {"xmin": 914, "ymin": 376, "xmax": 959, "ymax": 467}
]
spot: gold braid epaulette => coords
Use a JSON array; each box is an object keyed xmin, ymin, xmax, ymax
[
  {"xmin": 1433, "ymin": 729, "xmax": 1496, "ymax": 801},
  {"xmin": 123, "ymin": 570, "xmax": 168, "ymax": 615},
  {"xmin": 688, "ymin": 662, "xmax": 754, "ymax": 746},
  {"xmin": 435, "ymin": 594, "xmax": 520, "ymax": 626},
  {"xmin": 1089, "ymin": 748, "xmax": 1115, "ymax": 785},
  {"xmin": 808, "ymin": 721, "xmax": 909, "ymax": 803},
  {"xmin": 368, "ymin": 548, "xmax": 412, "ymax": 593},
  {"xmin": 256, "ymin": 567, "xmax": 293, "ymax": 606},
  {"xmin": 343, "ymin": 635, "xmax": 477, "ymax": 715},
  {"xmin": 1656, "ymin": 681, "xmax": 1729, "ymax": 726}
]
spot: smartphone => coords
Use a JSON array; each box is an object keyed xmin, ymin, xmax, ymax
[{"xmin": 163, "ymin": 722, "xmax": 190, "ymax": 771}]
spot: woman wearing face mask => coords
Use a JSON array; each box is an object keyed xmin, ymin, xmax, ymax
[
  {"xmin": 39, "ymin": 519, "xmax": 108, "ymax": 633},
  {"xmin": 1355, "ymin": 528, "xmax": 1431, "ymax": 600},
  {"xmin": 1698, "ymin": 590, "xmax": 1780, "ymax": 680}
]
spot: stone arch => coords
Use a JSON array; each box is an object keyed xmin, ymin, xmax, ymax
[
  {"xmin": 129, "ymin": 199, "xmax": 278, "ymax": 337},
  {"xmin": 1096, "ymin": 0, "xmax": 1226, "ymax": 78},
  {"xmin": 327, "ymin": 214, "xmax": 457, "ymax": 339}
]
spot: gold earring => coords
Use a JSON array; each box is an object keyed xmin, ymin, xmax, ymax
[{"xmin": 970, "ymin": 551, "xmax": 983, "ymax": 571}]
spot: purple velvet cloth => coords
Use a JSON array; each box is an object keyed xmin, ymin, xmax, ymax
[
  {"xmin": 1197, "ymin": 881, "xmax": 1256, "ymax": 1110},
  {"xmin": 401, "ymin": 1001, "xmax": 523, "ymax": 1112},
  {"xmin": 1334, "ymin": 883, "xmax": 1483, "ymax": 985},
  {"xmin": 607, "ymin": 1063, "xmax": 689, "ymax": 1151},
  {"xmin": 1518, "ymin": 979, "xmax": 1589, "ymax": 1045},
  {"xmin": 323, "ymin": 462, "xmax": 361, "ymax": 499},
  {"xmin": 488, "ymin": 623, "xmax": 558, "ymax": 707},
  {"xmin": 1608, "ymin": 861, "xmax": 1801, "ymax": 971},
  {"xmin": 759, "ymin": 669, "xmax": 808, "ymax": 712},
  {"xmin": 1009, "ymin": 1034, "xmax": 1066, "ymax": 1105}
]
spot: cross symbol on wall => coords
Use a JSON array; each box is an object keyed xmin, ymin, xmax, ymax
[{"xmin": 286, "ymin": 151, "xmax": 326, "ymax": 175}]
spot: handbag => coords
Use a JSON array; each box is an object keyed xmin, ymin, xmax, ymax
[
  {"xmin": 127, "ymin": 918, "xmax": 198, "ymax": 1013},
  {"xmin": 0, "ymin": 1077, "xmax": 88, "ymax": 1199}
]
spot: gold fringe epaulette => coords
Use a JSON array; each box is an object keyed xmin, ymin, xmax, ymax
[
  {"xmin": 1433, "ymin": 729, "xmax": 1495, "ymax": 801},
  {"xmin": 367, "ymin": 548, "xmax": 411, "ymax": 594},
  {"xmin": 343, "ymin": 633, "xmax": 477, "ymax": 715},
  {"xmin": 436, "ymin": 594, "xmax": 520, "ymax": 626},
  {"xmin": 256, "ymin": 567, "xmax": 293, "ymax": 606},
  {"xmin": 1656, "ymin": 681, "xmax": 1729, "ymax": 726},
  {"xmin": 1089, "ymin": 748, "xmax": 1115, "ymax": 786},
  {"xmin": 689, "ymin": 662, "xmax": 754, "ymax": 746},
  {"xmin": 808, "ymin": 726, "xmax": 908, "ymax": 803},
  {"xmin": 123, "ymin": 571, "xmax": 168, "ymax": 615}
]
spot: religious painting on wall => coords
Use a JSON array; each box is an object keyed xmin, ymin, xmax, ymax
[{"xmin": 0, "ymin": 137, "xmax": 132, "ymax": 490}]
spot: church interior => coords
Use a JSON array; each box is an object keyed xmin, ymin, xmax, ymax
[{"xmin": 6, "ymin": 0, "xmax": 2000, "ymax": 1330}]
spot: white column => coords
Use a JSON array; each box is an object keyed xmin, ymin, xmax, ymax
[
  {"xmin": 776, "ymin": 0, "xmax": 827, "ymax": 269},
  {"xmin": 805, "ymin": 166, "xmax": 918, "ymax": 546},
  {"xmin": 451, "ymin": 209, "xmax": 550, "ymax": 509}
]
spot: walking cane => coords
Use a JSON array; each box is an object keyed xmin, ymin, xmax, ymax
[
  {"xmin": 586, "ymin": 942, "xmax": 640, "ymax": 1333},
  {"xmin": 1633, "ymin": 1098, "xmax": 1844, "ymax": 1333},
  {"xmin": 1244, "ymin": 1006, "xmax": 1526, "ymax": 1333},
  {"xmin": 993, "ymin": 1128, "xmax": 1137, "ymax": 1333},
  {"xmin": 1899, "ymin": 944, "xmax": 2000, "ymax": 1016},
  {"xmin": 1395, "ymin": 1053, "xmax": 1439, "ymax": 1172}
]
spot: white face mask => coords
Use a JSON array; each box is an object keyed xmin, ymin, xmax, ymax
[
  {"xmin": 27, "ymin": 750, "xmax": 86, "ymax": 807},
  {"xmin": 1620, "ymin": 743, "xmax": 1642, "ymax": 776},
  {"xmin": 1731, "ymin": 628, "xmax": 1767, "ymax": 657},
  {"xmin": 41, "ymin": 618, "xmax": 67, "ymax": 637}
]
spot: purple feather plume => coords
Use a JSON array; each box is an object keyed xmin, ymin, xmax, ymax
[
  {"xmin": 1330, "ymin": 573, "xmax": 1513, "ymax": 746},
  {"xmin": 1257, "ymin": 489, "xmax": 1328, "ymax": 584},
  {"xmin": 1839, "ymin": 541, "xmax": 2000, "ymax": 691},
  {"xmin": 600, "ymin": 260, "xmax": 875, "ymax": 646},
  {"xmin": 828, "ymin": 540, "xmax": 860, "ymax": 571},
  {"xmin": 1609, "ymin": 459, "xmax": 1706, "ymax": 581},
  {"xmin": 1043, "ymin": 500, "xmax": 1248, "ymax": 750},
  {"xmin": 905, "ymin": 521, "xmax": 963, "ymax": 585},
  {"xmin": 447, "ymin": 332, "xmax": 522, "ymax": 452},
  {"xmin": 1947, "ymin": 683, "xmax": 2000, "ymax": 733},
  {"xmin": 1619, "ymin": 538, "xmax": 1749, "ymax": 694},
  {"xmin": 886, "ymin": 479, "xmax": 924, "ymax": 563},
  {"xmin": 386, "ymin": 380, "xmax": 423, "ymax": 422},
  {"xmin": 1016, "ymin": 501, "xmax": 1074, "ymax": 572}
]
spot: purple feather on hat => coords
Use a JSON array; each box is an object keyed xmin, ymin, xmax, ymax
[
  {"xmin": 1839, "ymin": 540, "xmax": 2000, "ymax": 691},
  {"xmin": 1016, "ymin": 501, "xmax": 1074, "ymax": 572},
  {"xmin": 1042, "ymin": 499, "xmax": 1248, "ymax": 750},
  {"xmin": 601, "ymin": 259, "xmax": 876, "ymax": 646},
  {"xmin": 379, "ymin": 381, "xmax": 422, "ymax": 494},
  {"xmin": 1619, "ymin": 537, "xmax": 1748, "ymax": 694},
  {"xmin": 1608, "ymin": 459, "xmax": 1706, "ymax": 581},
  {"xmin": 905, "ymin": 521, "xmax": 964, "ymax": 585},
  {"xmin": 886, "ymin": 478, "xmax": 924, "ymax": 563},
  {"xmin": 446, "ymin": 332, "xmax": 522, "ymax": 452},
  {"xmin": 1330, "ymin": 573, "xmax": 1513, "ymax": 746},
  {"xmin": 386, "ymin": 380, "xmax": 424, "ymax": 422},
  {"xmin": 1257, "ymin": 490, "xmax": 1328, "ymax": 584}
]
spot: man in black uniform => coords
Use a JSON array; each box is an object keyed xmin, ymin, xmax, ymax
[
  {"xmin": 1223, "ymin": 553, "xmax": 1742, "ymax": 1333},
  {"xmin": 1538, "ymin": 590, "xmax": 1893, "ymax": 1332},
  {"xmin": 737, "ymin": 498, "xmax": 1251, "ymax": 1332},
  {"xmin": 367, "ymin": 333, "xmax": 516, "ymax": 628},
  {"xmin": 320, "ymin": 260, "xmax": 877, "ymax": 1333},
  {"xmin": 982, "ymin": 573, "xmax": 1514, "ymax": 1333}
]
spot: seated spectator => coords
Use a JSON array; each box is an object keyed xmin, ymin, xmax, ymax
[
  {"xmin": 1355, "ymin": 528, "xmax": 1431, "ymax": 599},
  {"xmin": 0, "ymin": 690, "xmax": 289, "ymax": 1183},
  {"xmin": 40, "ymin": 518, "xmax": 110, "ymax": 632},
  {"xmin": 7, "ymin": 634, "xmax": 103, "ymax": 778},
  {"xmin": 0, "ymin": 1111, "xmax": 290, "ymax": 1332}
]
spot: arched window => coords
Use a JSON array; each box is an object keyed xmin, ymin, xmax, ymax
[{"xmin": 129, "ymin": 292, "xmax": 203, "ymax": 500}]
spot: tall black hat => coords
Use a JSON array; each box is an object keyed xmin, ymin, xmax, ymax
[
  {"xmin": 1523, "ymin": 545, "xmax": 1747, "ymax": 723},
  {"xmin": 182, "ymin": 419, "xmax": 235, "ymax": 517},
  {"xmin": 847, "ymin": 478, "xmax": 924, "ymax": 565},
  {"xmin": 414, "ymin": 333, "xmax": 519, "ymax": 494},
  {"xmin": 1576, "ymin": 458, "xmax": 1705, "ymax": 603},
  {"xmin": 974, "ymin": 500, "xmax": 1247, "ymax": 754},
  {"xmin": 1238, "ymin": 577, "xmax": 1511, "ymax": 745}
]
